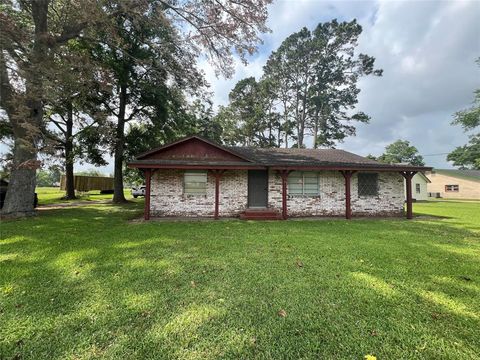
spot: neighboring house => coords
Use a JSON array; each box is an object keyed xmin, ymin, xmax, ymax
[
  {"xmin": 404, "ymin": 172, "xmax": 431, "ymax": 201},
  {"xmin": 128, "ymin": 136, "xmax": 431, "ymax": 220},
  {"xmin": 426, "ymin": 169, "xmax": 480, "ymax": 199}
]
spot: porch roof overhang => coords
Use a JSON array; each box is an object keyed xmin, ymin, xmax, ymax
[{"xmin": 127, "ymin": 159, "xmax": 432, "ymax": 172}]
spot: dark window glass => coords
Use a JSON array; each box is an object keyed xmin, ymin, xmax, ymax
[
  {"xmin": 358, "ymin": 173, "xmax": 378, "ymax": 196},
  {"xmin": 416, "ymin": 183, "xmax": 421, "ymax": 193}
]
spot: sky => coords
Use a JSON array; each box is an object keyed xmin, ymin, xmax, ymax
[
  {"xmin": 198, "ymin": 0, "xmax": 480, "ymax": 170},
  {"xmin": 3, "ymin": 0, "xmax": 479, "ymax": 174}
]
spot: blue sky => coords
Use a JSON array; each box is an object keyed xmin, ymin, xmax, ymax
[{"xmin": 3, "ymin": 0, "xmax": 478, "ymax": 175}]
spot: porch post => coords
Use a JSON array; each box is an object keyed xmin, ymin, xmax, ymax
[
  {"xmin": 144, "ymin": 168, "xmax": 152, "ymax": 221},
  {"xmin": 211, "ymin": 170, "xmax": 225, "ymax": 220},
  {"xmin": 340, "ymin": 170, "xmax": 356, "ymax": 219},
  {"xmin": 278, "ymin": 170, "xmax": 290, "ymax": 220},
  {"xmin": 400, "ymin": 171, "xmax": 417, "ymax": 219}
]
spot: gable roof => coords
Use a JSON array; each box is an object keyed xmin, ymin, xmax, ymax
[
  {"xmin": 128, "ymin": 136, "xmax": 432, "ymax": 172},
  {"xmin": 136, "ymin": 135, "xmax": 252, "ymax": 162},
  {"xmin": 429, "ymin": 169, "xmax": 480, "ymax": 183},
  {"xmin": 415, "ymin": 172, "xmax": 431, "ymax": 183}
]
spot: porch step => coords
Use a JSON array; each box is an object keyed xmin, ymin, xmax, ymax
[{"xmin": 240, "ymin": 208, "xmax": 282, "ymax": 220}]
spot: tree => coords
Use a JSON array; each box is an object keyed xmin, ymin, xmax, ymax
[
  {"xmin": 447, "ymin": 135, "xmax": 480, "ymax": 170},
  {"xmin": 227, "ymin": 77, "xmax": 269, "ymax": 146},
  {"xmin": 0, "ymin": 0, "xmax": 272, "ymax": 215},
  {"xmin": 447, "ymin": 58, "xmax": 479, "ymax": 169},
  {"xmin": 452, "ymin": 59, "xmax": 480, "ymax": 131},
  {"xmin": 0, "ymin": 0, "xmax": 108, "ymax": 216},
  {"xmin": 90, "ymin": 0, "xmax": 272, "ymax": 203},
  {"xmin": 378, "ymin": 140, "xmax": 425, "ymax": 166},
  {"xmin": 257, "ymin": 19, "xmax": 382, "ymax": 149},
  {"xmin": 44, "ymin": 42, "xmax": 109, "ymax": 199}
]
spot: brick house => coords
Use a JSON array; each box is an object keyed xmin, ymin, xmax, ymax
[{"xmin": 128, "ymin": 136, "xmax": 431, "ymax": 220}]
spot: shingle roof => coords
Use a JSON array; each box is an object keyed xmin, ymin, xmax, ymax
[
  {"xmin": 128, "ymin": 135, "xmax": 432, "ymax": 171},
  {"xmin": 431, "ymin": 169, "xmax": 480, "ymax": 183},
  {"xmin": 228, "ymin": 146, "xmax": 404, "ymax": 168}
]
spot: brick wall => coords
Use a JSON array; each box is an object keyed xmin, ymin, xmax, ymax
[
  {"xmin": 150, "ymin": 169, "xmax": 404, "ymax": 218},
  {"xmin": 268, "ymin": 170, "xmax": 404, "ymax": 217},
  {"xmin": 150, "ymin": 169, "xmax": 248, "ymax": 217}
]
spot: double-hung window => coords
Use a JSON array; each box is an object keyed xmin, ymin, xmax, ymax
[
  {"xmin": 288, "ymin": 172, "xmax": 319, "ymax": 196},
  {"xmin": 415, "ymin": 183, "xmax": 421, "ymax": 194},
  {"xmin": 184, "ymin": 171, "xmax": 207, "ymax": 195}
]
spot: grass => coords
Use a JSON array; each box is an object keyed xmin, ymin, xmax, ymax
[
  {"xmin": 1, "ymin": 201, "xmax": 479, "ymax": 359},
  {"xmin": 36, "ymin": 187, "xmax": 133, "ymax": 205}
]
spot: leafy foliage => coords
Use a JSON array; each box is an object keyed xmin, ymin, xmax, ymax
[
  {"xmin": 219, "ymin": 19, "xmax": 382, "ymax": 148},
  {"xmin": 448, "ymin": 58, "xmax": 479, "ymax": 169},
  {"xmin": 447, "ymin": 135, "xmax": 480, "ymax": 169},
  {"xmin": 377, "ymin": 140, "xmax": 425, "ymax": 166}
]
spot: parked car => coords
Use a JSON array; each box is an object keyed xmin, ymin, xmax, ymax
[
  {"xmin": 0, "ymin": 179, "xmax": 38, "ymax": 209},
  {"xmin": 131, "ymin": 185, "xmax": 146, "ymax": 198}
]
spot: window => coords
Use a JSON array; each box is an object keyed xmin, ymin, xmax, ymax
[
  {"xmin": 184, "ymin": 171, "xmax": 207, "ymax": 195},
  {"xmin": 358, "ymin": 173, "xmax": 378, "ymax": 196},
  {"xmin": 445, "ymin": 184, "xmax": 459, "ymax": 192},
  {"xmin": 288, "ymin": 172, "xmax": 319, "ymax": 196},
  {"xmin": 416, "ymin": 183, "xmax": 421, "ymax": 194}
]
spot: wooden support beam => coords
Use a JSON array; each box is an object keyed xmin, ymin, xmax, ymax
[
  {"xmin": 210, "ymin": 170, "xmax": 225, "ymax": 220},
  {"xmin": 277, "ymin": 170, "xmax": 291, "ymax": 220},
  {"xmin": 144, "ymin": 168, "xmax": 152, "ymax": 221},
  {"xmin": 340, "ymin": 170, "xmax": 356, "ymax": 219},
  {"xmin": 400, "ymin": 171, "xmax": 417, "ymax": 219}
]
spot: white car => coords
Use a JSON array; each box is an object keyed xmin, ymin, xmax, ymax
[{"xmin": 131, "ymin": 185, "xmax": 146, "ymax": 198}]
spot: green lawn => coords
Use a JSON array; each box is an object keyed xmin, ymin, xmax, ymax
[
  {"xmin": 36, "ymin": 187, "xmax": 133, "ymax": 205},
  {"xmin": 1, "ymin": 201, "xmax": 479, "ymax": 359}
]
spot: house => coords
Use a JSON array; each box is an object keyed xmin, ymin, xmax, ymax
[
  {"xmin": 404, "ymin": 172, "xmax": 431, "ymax": 201},
  {"xmin": 128, "ymin": 136, "xmax": 432, "ymax": 220},
  {"xmin": 426, "ymin": 169, "xmax": 480, "ymax": 199}
]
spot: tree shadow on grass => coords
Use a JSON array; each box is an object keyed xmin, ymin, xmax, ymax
[{"xmin": 1, "ymin": 205, "xmax": 479, "ymax": 359}]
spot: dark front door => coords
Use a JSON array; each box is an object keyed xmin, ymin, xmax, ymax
[{"xmin": 248, "ymin": 170, "xmax": 268, "ymax": 207}]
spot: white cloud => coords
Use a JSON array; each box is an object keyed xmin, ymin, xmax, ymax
[{"xmin": 202, "ymin": 0, "xmax": 480, "ymax": 168}]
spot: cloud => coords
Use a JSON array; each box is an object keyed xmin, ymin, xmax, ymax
[{"xmin": 202, "ymin": 0, "xmax": 480, "ymax": 168}]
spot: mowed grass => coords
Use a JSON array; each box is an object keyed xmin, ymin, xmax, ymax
[
  {"xmin": 0, "ymin": 201, "xmax": 479, "ymax": 359},
  {"xmin": 36, "ymin": 187, "xmax": 133, "ymax": 205}
]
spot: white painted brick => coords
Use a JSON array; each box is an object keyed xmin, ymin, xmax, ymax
[{"xmin": 150, "ymin": 169, "xmax": 404, "ymax": 218}]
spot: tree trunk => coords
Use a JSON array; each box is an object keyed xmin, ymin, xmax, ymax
[
  {"xmin": 1, "ymin": 1, "xmax": 48, "ymax": 217},
  {"xmin": 112, "ymin": 83, "xmax": 127, "ymax": 203},
  {"xmin": 1, "ymin": 123, "xmax": 38, "ymax": 217},
  {"xmin": 313, "ymin": 117, "xmax": 318, "ymax": 149},
  {"xmin": 63, "ymin": 102, "xmax": 76, "ymax": 199}
]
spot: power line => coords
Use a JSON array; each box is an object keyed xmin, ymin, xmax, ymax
[{"xmin": 421, "ymin": 152, "xmax": 450, "ymax": 157}]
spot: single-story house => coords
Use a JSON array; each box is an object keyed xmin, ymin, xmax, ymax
[
  {"xmin": 426, "ymin": 169, "xmax": 480, "ymax": 199},
  {"xmin": 404, "ymin": 172, "xmax": 431, "ymax": 201},
  {"xmin": 128, "ymin": 136, "xmax": 432, "ymax": 220}
]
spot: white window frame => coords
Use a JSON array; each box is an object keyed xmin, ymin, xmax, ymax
[
  {"xmin": 288, "ymin": 172, "xmax": 320, "ymax": 196},
  {"xmin": 415, "ymin": 183, "xmax": 421, "ymax": 194},
  {"xmin": 184, "ymin": 170, "xmax": 207, "ymax": 195}
]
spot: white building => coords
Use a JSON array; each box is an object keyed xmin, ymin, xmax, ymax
[{"xmin": 404, "ymin": 172, "xmax": 430, "ymax": 201}]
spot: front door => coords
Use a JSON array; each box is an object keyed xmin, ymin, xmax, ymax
[{"xmin": 248, "ymin": 170, "xmax": 268, "ymax": 207}]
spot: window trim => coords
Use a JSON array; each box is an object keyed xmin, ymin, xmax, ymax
[
  {"xmin": 288, "ymin": 171, "xmax": 320, "ymax": 196},
  {"xmin": 184, "ymin": 170, "xmax": 208, "ymax": 195},
  {"xmin": 415, "ymin": 183, "xmax": 421, "ymax": 194},
  {"xmin": 357, "ymin": 172, "xmax": 379, "ymax": 197}
]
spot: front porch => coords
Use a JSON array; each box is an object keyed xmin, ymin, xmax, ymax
[{"xmin": 140, "ymin": 168, "xmax": 416, "ymax": 221}]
